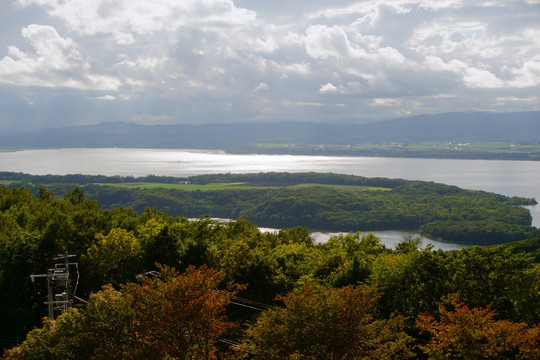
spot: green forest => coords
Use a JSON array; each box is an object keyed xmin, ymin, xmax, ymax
[
  {"xmin": 0, "ymin": 174, "xmax": 539, "ymax": 359},
  {"xmin": 2, "ymin": 171, "xmax": 538, "ymax": 245}
]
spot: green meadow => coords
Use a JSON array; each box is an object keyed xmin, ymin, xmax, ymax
[{"xmin": 101, "ymin": 181, "xmax": 390, "ymax": 192}]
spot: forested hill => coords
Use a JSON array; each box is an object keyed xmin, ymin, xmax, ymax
[
  {"xmin": 1, "ymin": 111, "xmax": 539, "ymax": 150},
  {"xmin": 2, "ymin": 171, "xmax": 538, "ymax": 245}
]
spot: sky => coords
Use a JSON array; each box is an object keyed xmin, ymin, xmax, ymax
[{"xmin": 0, "ymin": 0, "xmax": 539, "ymax": 131}]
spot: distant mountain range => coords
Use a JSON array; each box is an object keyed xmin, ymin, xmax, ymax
[{"xmin": 1, "ymin": 111, "xmax": 539, "ymax": 150}]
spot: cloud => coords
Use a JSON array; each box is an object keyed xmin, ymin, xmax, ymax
[
  {"xmin": 408, "ymin": 19, "xmax": 512, "ymax": 66},
  {"xmin": 132, "ymin": 114, "xmax": 171, "ymax": 123},
  {"xmin": 495, "ymin": 96, "xmax": 540, "ymax": 106},
  {"xmin": 419, "ymin": 0, "xmax": 463, "ymax": 10},
  {"xmin": 92, "ymin": 94, "xmax": 130, "ymax": 101},
  {"xmin": 319, "ymin": 82, "xmax": 339, "ymax": 93},
  {"xmin": 1, "ymin": 0, "xmax": 539, "ymax": 130},
  {"xmin": 305, "ymin": 25, "xmax": 354, "ymax": 60},
  {"xmin": 282, "ymin": 101, "xmax": 325, "ymax": 107},
  {"xmin": 308, "ymin": 0, "xmax": 463, "ymax": 22},
  {"xmin": 95, "ymin": 95, "xmax": 117, "ymax": 100},
  {"xmin": 0, "ymin": 24, "xmax": 121, "ymax": 90},
  {"xmin": 372, "ymin": 98, "xmax": 402, "ymax": 107},
  {"xmin": 254, "ymin": 82, "xmax": 269, "ymax": 92},
  {"xmin": 424, "ymin": 55, "xmax": 540, "ymax": 89},
  {"xmin": 462, "ymin": 67, "xmax": 504, "ymax": 88},
  {"xmin": 508, "ymin": 59, "xmax": 540, "ymax": 88},
  {"xmin": 303, "ymin": 22, "xmax": 412, "ymax": 94},
  {"xmin": 17, "ymin": 0, "xmax": 258, "ymax": 43}
]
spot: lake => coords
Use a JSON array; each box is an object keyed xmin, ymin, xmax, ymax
[{"xmin": 1, "ymin": 148, "xmax": 539, "ymax": 249}]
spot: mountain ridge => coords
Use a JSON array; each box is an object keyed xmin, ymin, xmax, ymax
[{"xmin": 1, "ymin": 111, "xmax": 539, "ymax": 150}]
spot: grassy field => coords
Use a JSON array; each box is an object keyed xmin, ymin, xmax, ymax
[
  {"xmin": 101, "ymin": 182, "xmax": 391, "ymax": 192},
  {"xmin": 0, "ymin": 177, "xmax": 390, "ymax": 192},
  {"xmin": 0, "ymin": 180, "xmax": 19, "ymax": 185}
]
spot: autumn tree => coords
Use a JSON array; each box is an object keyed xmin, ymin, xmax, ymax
[
  {"xmin": 122, "ymin": 265, "xmax": 241, "ymax": 359},
  {"xmin": 416, "ymin": 297, "xmax": 540, "ymax": 359},
  {"xmin": 242, "ymin": 282, "xmax": 414, "ymax": 359},
  {"xmin": 3, "ymin": 265, "xmax": 240, "ymax": 360}
]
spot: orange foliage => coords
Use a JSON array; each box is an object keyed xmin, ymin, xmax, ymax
[
  {"xmin": 2, "ymin": 265, "xmax": 241, "ymax": 360},
  {"xmin": 416, "ymin": 297, "xmax": 540, "ymax": 359},
  {"xmin": 122, "ymin": 264, "xmax": 242, "ymax": 359},
  {"xmin": 243, "ymin": 282, "xmax": 414, "ymax": 359}
]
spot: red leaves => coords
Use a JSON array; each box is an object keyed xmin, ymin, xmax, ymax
[
  {"xmin": 122, "ymin": 264, "xmax": 242, "ymax": 360},
  {"xmin": 417, "ymin": 296, "xmax": 540, "ymax": 359},
  {"xmin": 2, "ymin": 265, "xmax": 241, "ymax": 360}
]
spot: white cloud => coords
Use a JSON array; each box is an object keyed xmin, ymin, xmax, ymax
[
  {"xmin": 319, "ymin": 82, "xmax": 338, "ymax": 93},
  {"xmin": 309, "ymin": 0, "xmax": 463, "ymax": 22},
  {"xmin": 95, "ymin": 95, "xmax": 117, "ymax": 100},
  {"xmin": 424, "ymin": 55, "xmax": 540, "ymax": 89},
  {"xmin": 372, "ymin": 98, "xmax": 401, "ymax": 106},
  {"xmin": 132, "ymin": 114, "xmax": 171, "ymax": 123},
  {"xmin": 495, "ymin": 96, "xmax": 540, "ymax": 105},
  {"xmin": 462, "ymin": 67, "xmax": 504, "ymax": 88},
  {"xmin": 0, "ymin": 24, "xmax": 121, "ymax": 90},
  {"xmin": 508, "ymin": 59, "xmax": 540, "ymax": 88},
  {"xmin": 419, "ymin": 0, "xmax": 463, "ymax": 10},
  {"xmin": 253, "ymin": 37, "xmax": 279, "ymax": 54},
  {"xmin": 1, "ymin": 0, "xmax": 539, "ymax": 129},
  {"xmin": 377, "ymin": 47, "xmax": 407, "ymax": 66},
  {"xmin": 114, "ymin": 56, "xmax": 172, "ymax": 90},
  {"xmin": 282, "ymin": 101, "xmax": 325, "ymax": 107},
  {"xmin": 304, "ymin": 23, "xmax": 411, "ymax": 93},
  {"xmin": 424, "ymin": 55, "xmax": 466, "ymax": 73},
  {"xmin": 254, "ymin": 82, "xmax": 269, "ymax": 92},
  {"xmin": 371, "ymin": 97, "xmax": 423, "ymax": 117},
  {"xmin": 409, "ymin": 21, "xmax": 492, "ymax": 57},
  {"xmin": 305, "ymin": 25, "xmax": 354, "ymax": 60},
  {"xmin": 17, "ymin": 0, "xmax": 258, "ymax": 42},
  {"xmin": 269, "ymin": 61, "xmax": 312, "ymax": 77}
]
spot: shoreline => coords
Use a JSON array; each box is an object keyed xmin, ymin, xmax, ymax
[
  {"xmin": 188, "ymin": 218, "xmax": 466, "ymax": 251},
  {"xmin": 2, "ymin": 146, "xmax": 539, "ymax": 162}
]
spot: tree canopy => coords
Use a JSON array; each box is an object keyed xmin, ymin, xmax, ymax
[{"xmin": 0, "ymin": 179, "xmax": 539, "ymax": 359}]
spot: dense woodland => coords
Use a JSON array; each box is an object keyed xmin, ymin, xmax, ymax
[
  {"xmin": 2, "ymin": 172, "xmax": 538, "ymax": 245},
  {"xmin": 0, "ymin": 181, "xmax": 539, "ymax": 359}
]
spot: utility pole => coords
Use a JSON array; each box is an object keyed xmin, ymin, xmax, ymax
[{"xmin": 30, "ymin": 252, "xmax": 78, "ymax": 320}]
